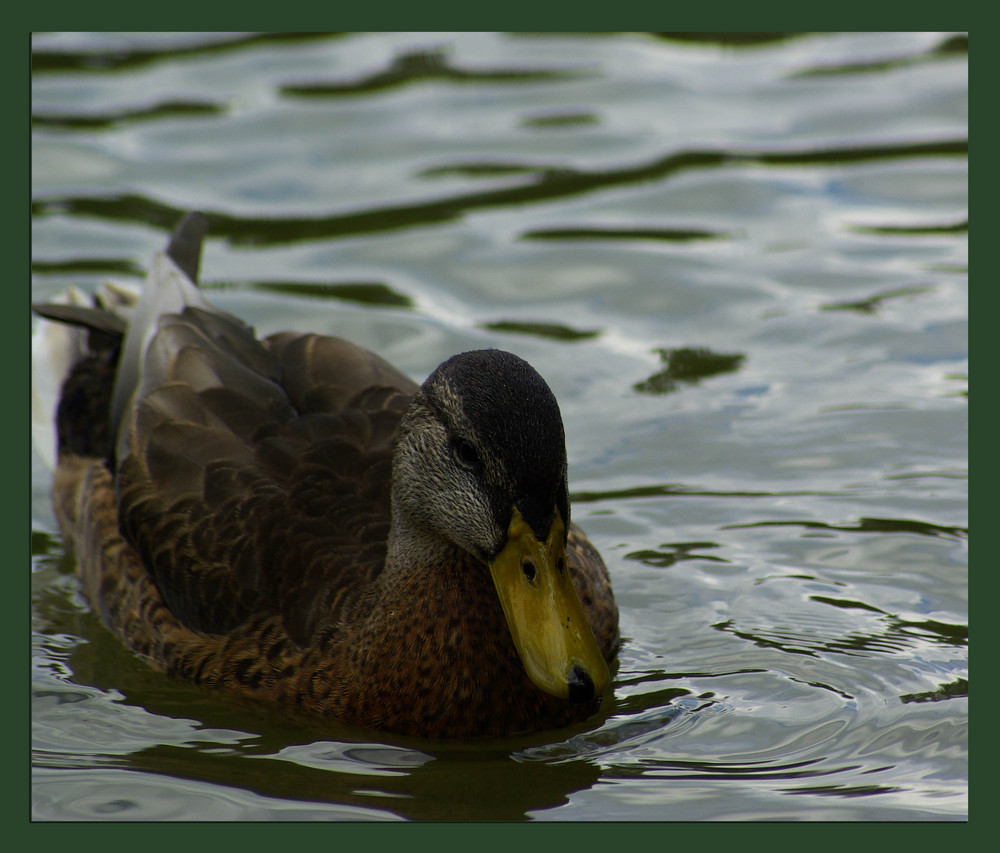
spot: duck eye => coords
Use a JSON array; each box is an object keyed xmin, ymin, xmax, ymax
[{"xmin": 452, "ymin": 437, "xmax": 479, "ymax": 468}]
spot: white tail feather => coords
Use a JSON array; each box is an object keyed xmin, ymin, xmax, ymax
[{"xmin": 31, "ymin": 282, "xmax": 140, "ymax": 470}]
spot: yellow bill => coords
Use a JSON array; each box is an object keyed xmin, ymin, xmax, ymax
[{"xmin": 489, "ymin": 506, "xmax": 610, "ymax": 702}]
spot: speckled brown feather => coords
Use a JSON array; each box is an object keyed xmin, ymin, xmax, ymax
[
  {"xmin": 54, "ymin": 437, "xmax": 618, "ymax": 736},
  {"xmin": 43, "ymin": 220, "xmax": 620, "ymax": 738}
]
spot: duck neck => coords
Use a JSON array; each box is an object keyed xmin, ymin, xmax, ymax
[
  {"xmin": 371, "ymin": 500, "xmax": 516, "ymax": 687},
  {"xmin": 385, "ymin": 500, "xmax": 470, "ymax": 579}
]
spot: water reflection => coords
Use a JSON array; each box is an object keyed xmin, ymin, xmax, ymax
[
  {"xmin": 791, "ymin": 33, "xmax": 967, "ymax": 76},
  {"xmin": 245, "ymin": 280, "xmax": 414, "ymax": 309},
  {"xmin": 280, "ymin": 48, "xmax": 585, "ymax": 97},
  {"xmin": 479, "ymin": 320, "xmax": 600, "ymax": 341},
  {"xmin": 726, "ymin": 517, "xmax": 968, "ymax": 539},
  {"xmin": 30, "ymin": 32, "xmax": 345, "ymax": 73},
  {"xmin": 633, "ymin": 347, "xmax": 745, "ymax": 395},
  {"xmin": 821, "ymin": 285, "xmax": 934, "ymax": 314},
  {"xmin": 522, "ymin": 226, "xmax": 727, "ymax": 242},
  {"xmin": 30, "ymin": 138, "xmax": 967, "ymax": 244},
  {"xmin": 117, "ymin": 734, "xmax": 608, "ymax": 821},
  {"xmin": 900, "ymin": 678, "xmax": 967, "ymax": 704},
  {"xmin": 626, "ymin": 541, "xmax": 729, "ymax": 569}
]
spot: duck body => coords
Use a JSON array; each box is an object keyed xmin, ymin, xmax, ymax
[{"xmin": 36, "ymin": 214, "xmax": 619, "ymax": 738}]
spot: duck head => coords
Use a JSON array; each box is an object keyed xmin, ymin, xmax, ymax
[{"xmin": 390, "ymin": 349, "xmax": 610, "ymax": 704}]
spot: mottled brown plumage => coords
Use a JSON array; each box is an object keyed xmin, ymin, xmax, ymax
[{"xmin": 37, "ymin": 213, "xmax": 619, "ymax": 738}]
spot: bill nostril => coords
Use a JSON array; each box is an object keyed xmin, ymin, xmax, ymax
[{"xmin": 522, "ymin": 559, "xmax": 537, "ymax": 582}]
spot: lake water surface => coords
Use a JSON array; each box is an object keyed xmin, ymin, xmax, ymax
[{"xmin": 30, "ymin": 31, "xmax": 968, "ymax": 821}]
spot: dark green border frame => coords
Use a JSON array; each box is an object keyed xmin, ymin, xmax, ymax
[{"xmin": 16, "ymin": 22, "xmax": 975, "ymax": 839}]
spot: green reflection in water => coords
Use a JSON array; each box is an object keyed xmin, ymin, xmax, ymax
[
  {"xmin": 792, "ymin": 33, "xmax": 967, "ymax": 77},
  {"xmin": 625, "ymin": 541, "xmax": 728, "ymax": 569},
  {"xmin": 821, "ymin": 285, "xmax": 933, "ymax": 314},
  {"xmin": 31, "ymin": 258, "xmax": 145, "ymax": 277},
  {"xmin": 520, "ymin": 112, "xmax": 600, "ymax": 129},
  {"xmin": 652, "ymin": 33, "xmax": 806, "ymax": 47},
  {"xmin": 244, "ymin": 280, "xmax": 413, "ymax": 309},
  {"xmin": 725, "ymin": 516, "xmax": 967, "ymax": 539},
  {"xmin": 31, "ymin": 32, "xmax": 346, "ymax": 73},
  {"xmin": 633, "ymin": 347, "xmax": 745, "ymax": 395},
  {"xmin": 31, "ymin": 137, "xmax": 968, "ymax": 244},
  {"xmin": 281, "ymin": 48, "xmax": 585, "ymax": 98},
  {"xmin": 480, "ymin": 320, "xmax": 599, "ymax": 342},
  {"xmin": 522, "ymin": 226, "xmax": 726, "ymax": 242},
  {"xmin": 32, "ymin": 99, "xmax": 222, "ymax": 130},
  {"xmin": 901, "ymin": 678, "xmax": 968, "ymax": 703},
  {"xmin": 849, "ymin": 219, "xmax": 967, "ymax": 236}
]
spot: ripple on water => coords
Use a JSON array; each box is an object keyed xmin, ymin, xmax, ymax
[{"xmin": 32, "ymin": 767, "xmax": 402, "ymax": 821}]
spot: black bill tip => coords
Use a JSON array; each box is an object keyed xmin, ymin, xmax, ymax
[{"xmin": 567, "ymin": 664, "xmax": 596, "ymax": 704}]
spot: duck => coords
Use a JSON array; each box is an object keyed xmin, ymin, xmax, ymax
[{"xmin": 32, "ymin": 212, "xmax": 619, "ymax": 739}]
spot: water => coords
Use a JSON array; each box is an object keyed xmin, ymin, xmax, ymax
[{"xmin": 30, "ymin": 32, "xmax": 968, "ymax": 820}]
